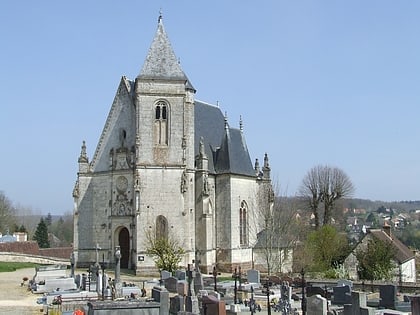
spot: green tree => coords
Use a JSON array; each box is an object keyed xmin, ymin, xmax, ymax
[
  {"xmin": 33, "ymin": 218, "xmax": 50, "ymax": 248},
  {"xmin": 145, "ymin": 229, "xmax": 184, "ymax": 273},
  {"xmin": 355, "ymin": 237, "xmax": 396, "ymax": 281},
  {"xmin": 45, "ymin": 213, "xmax": 52, "ymax": 226},
  {"xmin": 305, "ymin": 225, "xmax": 350, "ymax": 272}
]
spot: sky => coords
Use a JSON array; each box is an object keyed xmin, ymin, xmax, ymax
[{"xmin": 1, "ymin": 1, "xmax": 420, "ymax": 215}]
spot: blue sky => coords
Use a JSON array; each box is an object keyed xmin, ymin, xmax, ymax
[{"xmin": 1, "ymin": 1, "xmax": 419, "ymax": 215}]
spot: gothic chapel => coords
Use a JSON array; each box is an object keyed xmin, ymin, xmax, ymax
[{"xmin": 73, "ymin": 16, "xmax": 273, "ymax": 275}]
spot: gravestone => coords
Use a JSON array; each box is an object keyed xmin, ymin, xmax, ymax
[
  {"xmin": 202, "ymin": 295, "xmax": 226, "ymax": 315},
  {"xmin": 344, "ymin": 291, "xmax": 368, "ymax": 315},
  {"xmin": 151, "ymin": 286, "xmax": 169, "ymax": 315},
  {"xmin": 169, "ymin": 295, "xmax": 184, "ymax": 314},
  {"xmin": 247, "ymin": 269, "xmax": 260, "ymax": 284},
  {"xmin": 161, "ymin": 270, "xmax": 171, "ymax": 281},
  {"xmin": 176, "ymin": 270, "xmax": 186, "ymax": 281},
  {"xmin": 411, "ymin": 296, "xmax": 420, "ymax": 314},
  {"xmin": 379, "ymin": 284, "xmax": 397, "ymax": 309},
  {"xmin": 193, "ymin": 271, "xmax": 204, "ymax": 293},
  {"xmin": 185, "ymin": 295, "xmax": 199, "ymax": 314},
  {"xmin": 306, "ymin": 286, "xmax": 327, "ymax": 298},
  {"xmin": 307, "ymin": 294, "xmax": 327, "ymax": 315},
  {"xmin": 177, "ymin": 280, "xmax": 188, "ymax": 296},
  {"xmin": 164, "ymin": 276, "xmax": 178, "ymax": 293},
  {"xmin": 332, "ymin": 285, "xmax": 352, "ymax": 304},
  {"xmin": 360, "ymin": 307, "xmax": 375, "ymax": 315}
]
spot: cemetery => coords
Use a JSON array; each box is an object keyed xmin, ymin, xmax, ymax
[{"xmin": 21, "ymin": 247, "xmax": 420, "ymax": 315}]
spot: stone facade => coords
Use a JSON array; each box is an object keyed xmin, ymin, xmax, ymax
[{"xmin": 73, "ymin": 16, "xmax": 273, "ymax": 275}]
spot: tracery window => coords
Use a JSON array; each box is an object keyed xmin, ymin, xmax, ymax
[
  {"xmin": 154, "ymin": 101, "xmax": 168, "ymax": 145},
  {"xmin": 156, "ymin": 215, "xmax": 168, "ymax": 240},
  {"xmin": 239, "ymin": 201, "xmax": 248, "ymax": 246}
]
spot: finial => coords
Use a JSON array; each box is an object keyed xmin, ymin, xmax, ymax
[
  {"xmin": 78, "ymin": 140, "xmax": 89, "ymax": 163},
  {"xmin": 239, "ymin": 115, "xmax": 243, "ymax": 132},
  {"xmin": 158, "ymin": 9, "xmax": 163, "ymax": 23},
  {"xmin": 224, "ymin": 111, "xmax": 228, "ymax": 130}
]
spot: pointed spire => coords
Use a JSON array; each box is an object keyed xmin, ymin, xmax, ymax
[
  {"xmin": 78, "ymin": 141, "xmax": 89, "ymax": 163},
  {"xmin": 224, "ymin": 111, "xmax": 229, "ymax": 130},
  {"xmin": 138, "ymin": 15, "xmax": 188, "ymax": 81},
  {"xmin": 239, "ymin": 115, "xmax": 243, "ymax": 132}
]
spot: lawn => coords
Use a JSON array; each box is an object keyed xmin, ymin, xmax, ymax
[{"xmin": 0, "ymin": 261, "xmax": 37, "ymax": 272}]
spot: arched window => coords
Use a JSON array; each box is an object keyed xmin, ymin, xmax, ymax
[
  {"xmin": 154, "ymin": 101, "xmax": 168, "ymax": 145},
  {"xmin": 239, "ymin": 201, "xmax": 248, "ymax": 246},
  {"xmin": 156, "ymin": 215, "xmax": 168, "ymax": 240}
]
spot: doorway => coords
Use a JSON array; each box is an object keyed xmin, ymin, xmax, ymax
[{"xmin": 118, "ymin": 227, "xmax": 130, "ymax": 269}]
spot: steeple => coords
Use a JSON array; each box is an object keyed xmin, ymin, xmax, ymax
[{"xmin": 138, "ymin": 15, "xmax": 188, "ymax": 81}]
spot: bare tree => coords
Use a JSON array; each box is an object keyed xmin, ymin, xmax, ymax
[
  {"xmin": 250, "ymin": 184, "xmax": 300, "ymax": 275},
  {"xmin": 0, "ymin": 191, "xmax": 17, "ymax": 234},
  {"xmin": 299, "ymin": 165, "xmax": 355, "ymax": 228}
]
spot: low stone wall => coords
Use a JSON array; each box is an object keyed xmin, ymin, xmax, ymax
[{"xmin": 0, "ymin": 252, "xmax": 70, "ymax": 265}]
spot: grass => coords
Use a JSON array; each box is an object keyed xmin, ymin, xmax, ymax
[{"xmin": 0, "ymin": 261, "xmax": 37, "ymax": 273}]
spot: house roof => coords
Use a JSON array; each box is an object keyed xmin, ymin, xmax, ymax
[{"xmin": 368, "ymin": 229, "xmax": 415, "ymax": 264}]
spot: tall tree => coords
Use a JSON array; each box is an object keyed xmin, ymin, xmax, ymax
[
  {"xmin": 299, "ymin": 165, "xmax": 355, "ymax": 228},
  {"xmin": 0, "ymin": 191, "xmax": 17, "ymax": 234},
  {"xmin": 33, "ymin": 218, "xmax": 50, "ymax": 248}
]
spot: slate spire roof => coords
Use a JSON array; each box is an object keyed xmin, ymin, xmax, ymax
[{"xmin": 138, "ymin": 15, "xmax": 188, "ymax": 81}]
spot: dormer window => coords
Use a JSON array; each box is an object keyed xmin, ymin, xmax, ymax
[{"xmin": 154, "ymin": 101, "xmax": 169, "ymax": 145}]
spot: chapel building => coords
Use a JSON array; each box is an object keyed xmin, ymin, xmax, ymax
[{"xmin": 72, "ymin": 16, "xmax": 273, "ymax": 275}]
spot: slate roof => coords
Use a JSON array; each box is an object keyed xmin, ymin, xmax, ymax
[
  {"xmin": 368, "ymin": 229, "xmax": 415, "ymax": 264},
  {"xmin": 194, "ymin": 101, "xmax": 255, "ymax": 177},
  {"xmin": 138, "ymin": 16, "xmax": 194, "ymax": 91}
]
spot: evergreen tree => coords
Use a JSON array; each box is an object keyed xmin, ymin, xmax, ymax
[{"xmin": 33, "ymin": 218, "xmax": 50, "ymax": 248}]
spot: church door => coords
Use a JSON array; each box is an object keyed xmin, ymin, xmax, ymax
[{"xmin": 118, "ymin": 227, "xmax": 130, "ymax": 269}]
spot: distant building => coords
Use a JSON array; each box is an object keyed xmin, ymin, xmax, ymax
[
  {"xmin": 344, "ymin": 224, "xmax": 416, "ymax": 283},
  {"xmin": 72, "ymin": 16, "xmax": 273, "ymax": 274}
]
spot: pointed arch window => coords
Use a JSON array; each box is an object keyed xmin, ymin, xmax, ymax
[
  {"xmin": 156, "ymin": 215, "xmax": 168, "ymax": 240},
  {"xmin": 239, "ymin": 201, "xmax": 248, "ymax": 246},
  {"xmin": 154, "ymin": 101, "xmax": 169, "ymax": 145}
]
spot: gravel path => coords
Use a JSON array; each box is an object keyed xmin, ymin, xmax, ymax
[{"xmin": 0, "ymin": 267, "xmax": 41, "ymax": 315}]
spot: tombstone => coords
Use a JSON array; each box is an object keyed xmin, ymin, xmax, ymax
[
  {"xmin": 175, "ymin": 270, "xmax": 186, "ymax": 281},
  {"xmin": 307, "ymin": 294, "xmax": 328, "ymax": 315},
  {"xmin": 151, "ymin": 286, "xmax": 169, "ymax": 315},
  {"xmin": 379, "ymin": 284, "xmax": 397, "ymax": 309},
  {"xmin": 169, "ymin": 295, "xmax": 184, "ymax": 314},
  {"xmin": 332, "ymin": 285, "xmax": 352, "ymax": 305},
  {"xmin": 208, "ymin": 290, "xmax": 221, "ymax": 301},
  {"xmin": 306, "ymin": 286, "xmax": 327, "ymax": 298},
  {"xmin": 202, "ymin": 295, "xmax": 226, "ymax": 315},
  {"xmin": 177, "ymin": 280, "xmax": 188, "ymax": 296},
  {"xmin": 344, "ymin": 291, "xmax": 367, "ymax": 315},
  {"xmin": 161, "ymin": 270, "xmax": 171, "ymax": 281},
  {"xmin": 247, "ymin": 269, "xmax": 260, "ymax": 285},
  {"xmin": 185, "ymin": 295, "xmax": 199, "ymax": 314},
  {"xmin": 411, "ymin": 296, "xmax": 420, "ymax": 314},
  {"xmin": 114, "ymin": 246, "xmax": 122, "ymax": 298},
  {"xmin": 164, "ymin": 276, "xmax": 178, "ymax": 293},
  {"xmin": 337, "ymin": 279, "xmax": 353, "ymax": 289},
  {"xmin": 193, "ymin": 271, "xmax": 204, "ymax": 293}
]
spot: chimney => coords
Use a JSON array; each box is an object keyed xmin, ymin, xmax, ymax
[{"xmin": 383, "ymin": 221, "xmax": 392, "ymax": 237}]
